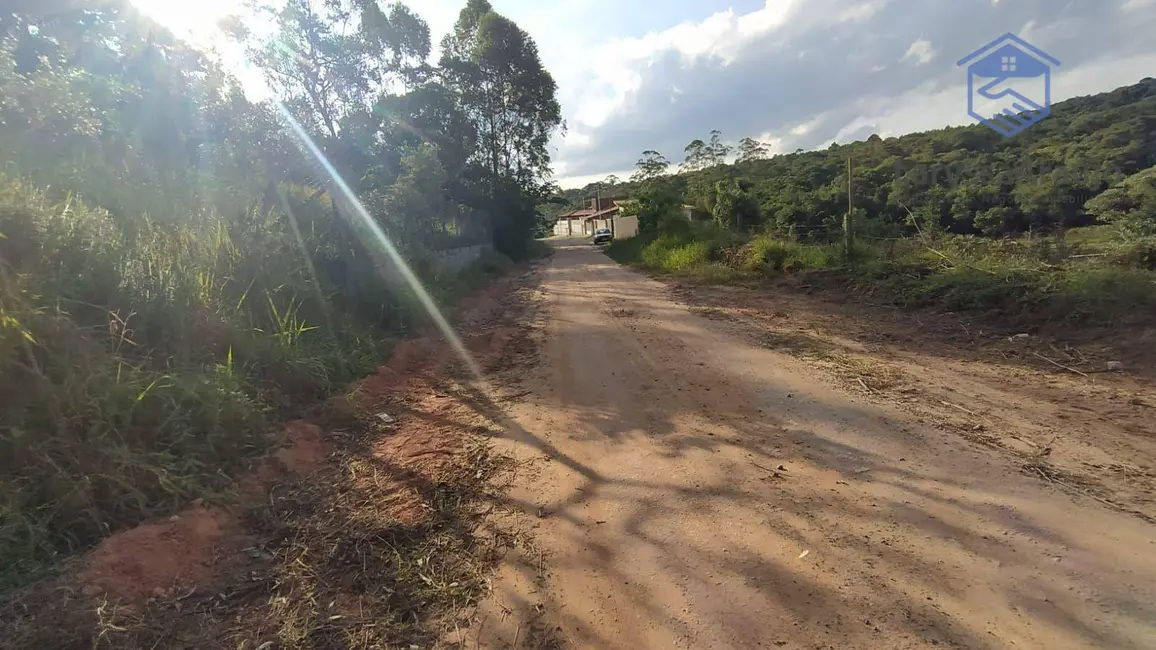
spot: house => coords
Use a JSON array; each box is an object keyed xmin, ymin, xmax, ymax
[
  {"xmin": 553, "ymin": 197, "xmax": 613, "ymax": 236},
  {"xmin": 554, "ymin": 197, "xmax": 638, "ymax": 238}
]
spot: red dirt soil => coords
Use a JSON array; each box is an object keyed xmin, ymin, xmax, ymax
[
  {"xmin": 76, "ymin": 421, "xmax": 334, "ymax": 605},
  {"xmin": 273, "ymin": 421, "xmax": 331, "ymax": 474},
  {"xmin": 68, "ymin": 267, "xmax": 521, "ymax": 611},
  {"xmin": 77, "ymin": 506, "xmax": 240, "ymax": 604}
]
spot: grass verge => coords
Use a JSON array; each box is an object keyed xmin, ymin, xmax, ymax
[
  {"xmin": 607, "ymin": 224, "xmax": 1156, "ymax": 325},
  {"xmin": 0, "ymin": 177, "xmax": 518, "ymax": 591},
  {"xmin": 0, "ymin": 256, "xmax": 543, "ymax": 649}
]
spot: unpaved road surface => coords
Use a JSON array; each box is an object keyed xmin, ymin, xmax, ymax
[{"xmin": 468, "ymin": 239, "xmax": 1156, "ymax": 649}]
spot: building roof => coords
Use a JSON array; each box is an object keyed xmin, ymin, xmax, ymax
[
  {"xmin": 584, "ymin": 205, "xmax": 621, "ymax": 220},
  {"xmin": 558, "ymin": 208, "xmax": 595, "ymax": 219}
]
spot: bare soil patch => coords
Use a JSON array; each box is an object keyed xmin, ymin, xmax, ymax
[{"xmin": 669, "ymin": 277, "xmax": 1156, "ymax": 523}]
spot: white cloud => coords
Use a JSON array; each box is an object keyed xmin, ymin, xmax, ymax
[
  {"xmin": 564, "ymin": 130, "xmax": 593, "ymax": 149},
  {"xmin": 1051, "ymin": 50, "xmax": 1156, "ymax": 98},
  {"xmin": 555, "ymin": 169, "xmax": 634, "ymax": 190},
  {"xmin": 821, "ymin": 50, "xmax": 1156, "ymax": 149},
  {"xmin": 1122, "ymin": 0, "xmax": 1156, "ymax": 11},
  {"xmin": 753, "ymin": 132, "xmax": 787, "ymax": 155},
  {"xmin": 789, "ymin": 115, "xmax": 827, "ymax": 137},
  {"xmin": 838, "ymin": 0, "xmax": 888, "ymax": 22},
  {"xmin": 829, "ymin": 81, "xmax": 966, "ymax": 144},
  {"xmin": 902, "ymin": 39, "xmax": 936, "ymax": 65},
  {"xmin": 557, "ymin": 0, "xmax": 801, "ymax": 132},
  {"xmin": 1019, "ymin": 19, "xmax": 1038, "ymax": 42}
]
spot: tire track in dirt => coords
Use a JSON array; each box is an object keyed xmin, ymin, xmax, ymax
[{"xmin": 468, "ymin": 239, "xmax": 1156, "ymax": 650}]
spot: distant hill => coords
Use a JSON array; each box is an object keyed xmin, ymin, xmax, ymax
[{"xmin": 558, "ymin": 78, "xmax": 1156, "ymax": 237}]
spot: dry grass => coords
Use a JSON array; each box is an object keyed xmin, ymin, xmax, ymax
[
  {"xmin": 0, "ymin": 416, "xmax": 512, "ymax": 650},
  {"xmin": 239, "ymin": 433, "xmax": 509, "ymax": 649},
  {"xmin": 756, "ymin": 329, "xmax": 907, "ymax": 392}
]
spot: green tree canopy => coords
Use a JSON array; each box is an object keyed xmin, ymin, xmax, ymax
[{"xmin": 1086, "ymin": 166, "xmax": 1156, "ymax": 238}]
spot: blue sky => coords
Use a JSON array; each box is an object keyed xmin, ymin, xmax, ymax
[{"xmin": 133, "ymin": 0, "xmax": 1156, "ymax": 188}]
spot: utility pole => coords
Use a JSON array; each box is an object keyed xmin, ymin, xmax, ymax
[
  {"xmin": 594, "ymin": 184, "xmax": 602, "ymax": 236},
  {"xmin": 844, "ymin": 155, "xmax": 854, "ymax": 259}
]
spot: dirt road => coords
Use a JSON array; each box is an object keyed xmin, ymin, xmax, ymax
[{"xmin": 469, "ymin": 239, "xmax": 1156, "ymax": 649}]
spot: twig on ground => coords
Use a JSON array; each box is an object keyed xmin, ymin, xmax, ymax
[
  {"xmin": 940, "ymin": 399, "xmax": 999, "ymax": 429},
  {"xmin": 750, "ymin": 462, "xmax": 784, "ymax": 476},
  {"xmin": 1010, "ymin": 435, "xmax": 1040, "ymax": 450},
  {"xmin": 940, "ymin": 400, "xmax": 979, "ymax": 417},
  {"xmin": 1026, "ymin": 464, "xmax": 1122, "ymax": 512},
  {"xmin": 1031, "ymin": 352, "xmax": 1090, "ymax": 378}
]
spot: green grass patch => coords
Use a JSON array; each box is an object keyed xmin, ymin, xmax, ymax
[
  {"xmin": 607, "ymin": 222, "xmax": 740, "ymax": 275},
  {"xmin": 607, "ymin": 222, "xmax": 1156, "ymax": 326}
]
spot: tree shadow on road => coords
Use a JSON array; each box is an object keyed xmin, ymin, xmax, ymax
[{"xmin": 457, "ymin": 246, "xmax": 1156, "ymax": 650}]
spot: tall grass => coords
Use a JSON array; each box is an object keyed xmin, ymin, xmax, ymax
[
  {"xmin": 607, "ymin": 224, "xmax": 838, "ymax": 281},
  {"xmin": 606, "ymin": 222, "xmax": 1156, "ymax": 325},
  {"xmin": 0, "ymin": 175, "xmax": 497, "ymax": 588}
]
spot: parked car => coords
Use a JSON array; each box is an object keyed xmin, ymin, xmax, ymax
[{"xmin": 592, "ymin": 227, "xmax": 613, "ymax": 245}]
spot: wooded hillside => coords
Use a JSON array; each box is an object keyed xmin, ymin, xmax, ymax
[{"xmin": 560, "ymin": 78, "xmax": 1156, "ymax": 240}]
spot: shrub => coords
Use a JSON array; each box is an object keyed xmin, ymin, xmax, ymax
[
  {"xmin": 0, "ymin": 341, "xmax": 266, "ymax": 587},
  {"xmin": 917, "ymin": 268, "xmax": 1031, "ymax": 312},
  {"xmin": 1043, "ymin": 266, "xmax": 1156, "ymax": 322},
  {"xmin": 1109, "ymin": 238, "xmax": 1156, "ymax": 270},
  {"xmin": 737, "ymin": 236, "xmax": 840, "ymax": 274}
]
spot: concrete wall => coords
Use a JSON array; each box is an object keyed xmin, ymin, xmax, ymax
[
  {"xmin": 613, "ymin": 215, "xmax": 638, "ymax": 239},
  {"xmin": 590, "ymin": 218, "xmax": 613, "ymax": 233},
  {"xmin": 434, "ymin": 243, "xmax": 491, "ymax": 271},
  {"xmin": 553, "ymin": 218, "xmax": 582, "ymax": 236}
]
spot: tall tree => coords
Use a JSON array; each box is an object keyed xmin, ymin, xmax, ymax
[
  {"xmin": 711, "ymin": 178, "xmax": 759, "ymax": 230},
  {"xmin": 439, "ymin": 0, "xmax": 562, "ymax": 255},
  {"xmin": 631, "ymin": 150, "xmax": 670, "ymax": 182},
  {"xmin": 737, "ymin": 137, "xmax": 770, "ymax": 163},
  {"xmin": 248, "ymin": 0, "xmax": 430, "ymax": 144},
  {"xmin": 374, "ymin": 142, "xmax": 453, "ymax": 244},
  {"xmin": 707, "ymin": 129, "xmax": 731, "ymax": 166},
  {"xmin": 439, "ymin": 0, "xmax": 561, "ymax": 187},
  {"xmin": 681, "ymin": 139, "xmax": 708, "ymax": 172},
  {"xmin": 1086, "ymin": 166, "xmax": 1156, "ymax": 239}
]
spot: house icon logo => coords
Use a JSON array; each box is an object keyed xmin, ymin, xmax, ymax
[{"xmin": 957, "ymin": 33, "xmax": 1060, "ymax": 137}]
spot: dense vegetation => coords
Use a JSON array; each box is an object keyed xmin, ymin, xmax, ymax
[
  {"xmin": 566, "ymin": 78, "xmax": 1156, "ymax": 240},
  {"xmin": 598, "ymin": 79, "xmax": 1156, "ymax": 325},
  {"xmin": 0, "ymin": 0, "xmax": 559, "ymax": 587}
]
